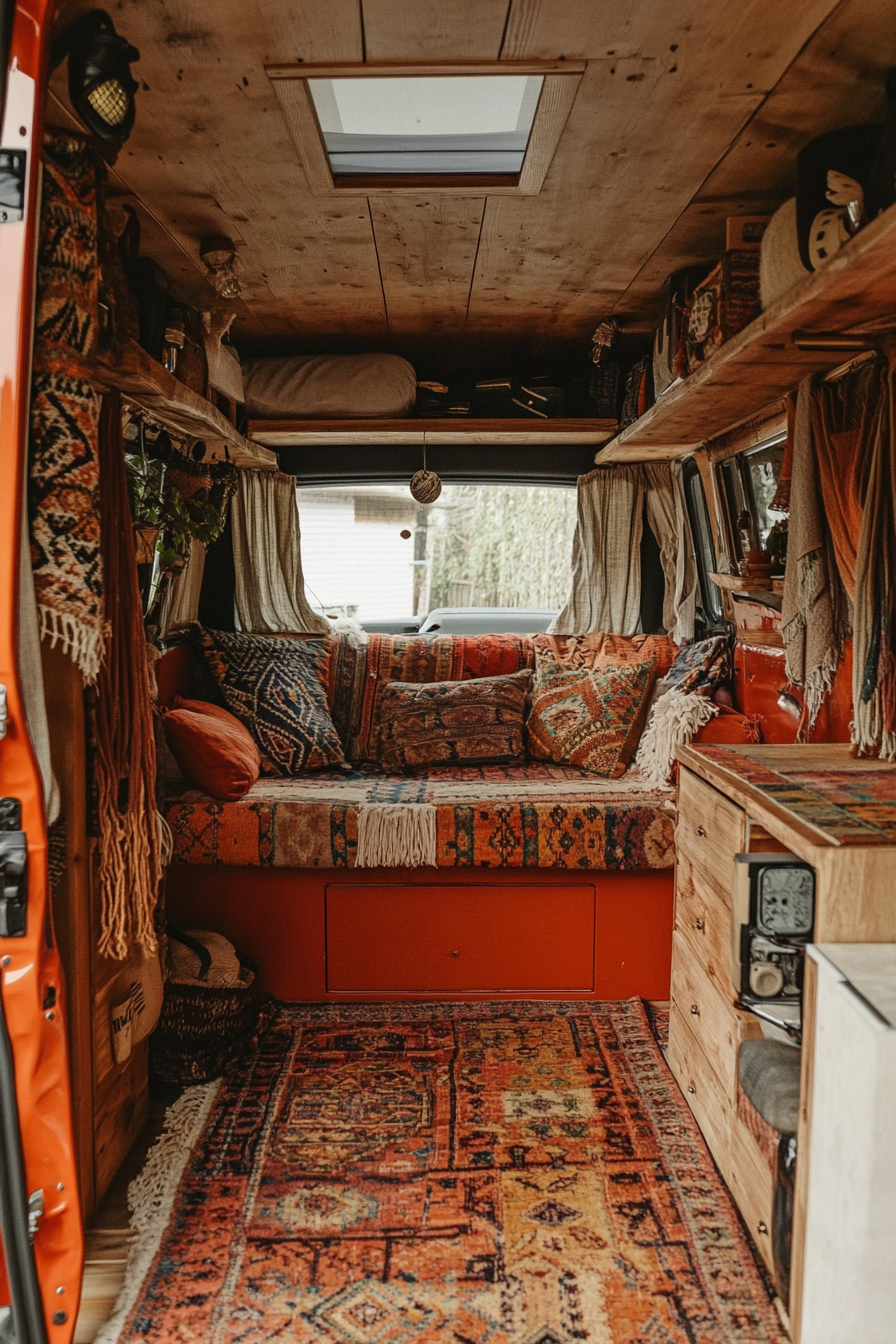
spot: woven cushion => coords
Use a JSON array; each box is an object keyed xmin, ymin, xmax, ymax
[
  {"xmin": 378, "ymin": 670, "xmax": 532, "ymax": 772},
  {"xmin": 527, "ymin": 660, "xmax": 658, "ymax": 778},
  {"xmin": 163, "ymin": 697, "xmax": 261, "ymax": 801},
  {"xmin": 533, "ymin": 632, "xmax": 676, "ymax": 676},
  {"xmin": 197, "ymin": 627, "xmax": 347, "ymax": 775}
]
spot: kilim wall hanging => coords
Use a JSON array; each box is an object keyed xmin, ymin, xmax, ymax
[{"xmin": 29, "ymin": 128, "xmax": 105, "ymax": 684}]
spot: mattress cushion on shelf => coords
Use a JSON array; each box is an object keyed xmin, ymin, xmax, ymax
[
  {"xmin": 241, "ymin": 353, "xmax": 417, "ymax": 419},
  {"xmin": 165, "ymin": 762, "xmax": 675, "ymax": 871}
]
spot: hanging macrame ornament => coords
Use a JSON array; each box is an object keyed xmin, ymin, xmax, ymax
[
  {"xmin": 409, "ymin": 442, "xmax": 442, "ymax": 503},
  {"xmin": 410, "ymin": 468, "xmax": 442, "ymax": 503}
]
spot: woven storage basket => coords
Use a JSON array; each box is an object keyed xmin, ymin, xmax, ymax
[{"xmin": 149, "ymin": 928, "xmax": 257, "ymax": 1087}]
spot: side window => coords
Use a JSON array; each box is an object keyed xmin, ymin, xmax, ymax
[
  {"xmin": 682, "ymin": 459, "xmax": 723, "ymax": 627},
  {"xmin": 720, "ymin": 437, "xmax": 786, "ymax": 564}
]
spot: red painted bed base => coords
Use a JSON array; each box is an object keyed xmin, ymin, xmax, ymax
[{"xmin": 166, "ymin": 865, "xmax": 674, "ymax": 1002}]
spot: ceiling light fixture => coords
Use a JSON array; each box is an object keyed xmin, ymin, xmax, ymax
[{"xmin": 51, "ymin": 10, "xmax": 140, "ymax": 147}]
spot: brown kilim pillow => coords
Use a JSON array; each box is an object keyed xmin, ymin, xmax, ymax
[{"xmin": 378, "ymin": 670, "xmax": 532, "ymax": 772}]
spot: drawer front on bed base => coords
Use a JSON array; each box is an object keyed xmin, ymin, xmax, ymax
[{"xmin": 326, "ymin": 884, "xmax": 596, "ymax": 992}]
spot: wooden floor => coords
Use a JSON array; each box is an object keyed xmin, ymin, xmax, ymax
[{"xmin": 74, "ymin": 1105, "xmax": 167, "ymax": 1344}]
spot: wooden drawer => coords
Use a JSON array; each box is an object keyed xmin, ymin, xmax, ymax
[
  {"xmin": 668, "ymin": 1004, "xmax": 776, "ymax": 1277},
  {"xmin": 668, "ymin": 1002, "xmax": 731, "ymax": 1162},
  {"xmin": 670, "ymin": 931, "xmax": 760, "ymax": 1099},
  {"xmin": 675, "ymin": 849, "xmax": 732, "ymax": 984},
  {"xmin": 726, "ymin": 1112, "xmax": 776, "ymax": 1276},
  {"xmin": 325, "ymin": 884, "xmax": 595, "ymax": 992},
  {"xmin": 676, "ymin": 769, "xmax": 745, "ymax": 893}
]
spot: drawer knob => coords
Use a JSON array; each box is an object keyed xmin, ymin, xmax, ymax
[
  {"xmin": 695, "ymin": 825, "xmax": 706, "ymax": 837},
  {"xmin": 757, "ymin": 1221, "xmax": 768, "ymax": 1235},
  {"xmin": 687, "ymin": 1084, "xmax": 696, "ymax": 1094},
  {"xmin": 690, "ymin": 1003, "xmax": 699, "ymax": 1016},
  {"xmin": 694, "ymin": 919, "xmax": 705, "ymax": 931},
  {"xmin": 450, "ymin": 949, "xmax": 460, "ymax": 958}
]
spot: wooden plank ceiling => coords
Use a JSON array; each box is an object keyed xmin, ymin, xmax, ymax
[{"xmin": 51, "ymin": 0, "xmax": 896, "ymax": 376}]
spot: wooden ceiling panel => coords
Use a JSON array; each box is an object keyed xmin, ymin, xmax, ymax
[
  {"xmin": 466, "ymin": 0, "xmax": 848, "ymax": 341},
  {"xmin": 362, "ymin": 1, "xmax": 511, "ymax": 61},
  {"xmin": 66, "ymin": 0, "xmax": 389, "ymax": 346},
  {"xmin": 612, "ymin": 0, "xmax": 896, "ymax": 327},
  {"xmin": 369, "ymin": 197, "xmax": 486, "ymax": 339},
  {"xmin": 48, "ymin": 0, "xmax": 888, "ymax": 363}
]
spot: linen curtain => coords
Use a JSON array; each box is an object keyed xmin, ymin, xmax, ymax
[
  {"xmin": 231, "ymin": 470, "xmax": 330, "ymax": 635},
  {"xmin": 551, "ymin": 462, "xmax": 696, "ymax": 641},
  {"xmin": 159, "ymin": 541, "xmax": 206, "ymax": 637}
]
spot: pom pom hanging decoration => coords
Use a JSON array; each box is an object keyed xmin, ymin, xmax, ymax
[{"xmin": 410, "ymin": 468, "xmax": 442, "ymax": 503}]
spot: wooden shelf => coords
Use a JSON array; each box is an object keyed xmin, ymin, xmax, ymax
[
  {"xmin": 95, "ymin": 340, "xmax": 278, "ymax": 470},
  {"xmin": 598, "ymin": 202, "xmax": 896, "ymax": 463},
  {"xmin": 248, "ymin": 417, "xmax": 617, "ymax": 448}
]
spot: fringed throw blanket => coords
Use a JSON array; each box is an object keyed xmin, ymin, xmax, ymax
[
  {"xmin": 853, "ymin": 344, "xmax": 896, "ymax": 760},
  {"xmin": 95, "ymin": 394, "xmax": 166, "ymax": 957},
  {"xmin": 29, "ymin": 129, "xmax": 105, "ymax": 683},
  {"xmin": 781, "ymin": 375, "xmax": 853, "ymax": 730}
]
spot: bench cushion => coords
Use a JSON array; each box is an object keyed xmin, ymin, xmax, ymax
[{"xmin": 166, "ymin": 763, "xmax": 675, "ymax": 871}]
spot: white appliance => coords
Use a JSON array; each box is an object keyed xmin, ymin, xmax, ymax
[{"xmin": 800, "ymin": 944, "xmax": 896, "ymax": 1344}]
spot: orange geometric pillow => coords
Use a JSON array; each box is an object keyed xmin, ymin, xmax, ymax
[{"xmin": 526, "ymin": 660, "xmax": 659, "ymax": 778}]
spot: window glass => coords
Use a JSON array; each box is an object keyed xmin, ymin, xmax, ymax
[
  {"xmin": 296, "ymin": 482, "xmax": 576, "ymax": 625},
  {"xmin": 683, "ymin": 462, "xmax": 722, "ymax": 624},
  {"xmin": 722, "ymin": 438, "xmax": 786, "ymax": 562},
  {"xmin": 308, "ymin": 75, "xmax": 543, "ymax": 176}
]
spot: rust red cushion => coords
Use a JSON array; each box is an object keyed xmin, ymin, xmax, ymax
[
  {"xmin": 692, "ymin": 705, "xmax": 762, "ymax": 746},
  {"xmin": 164, "ymin": 696, "xmax": 261, "ymax": 801}
]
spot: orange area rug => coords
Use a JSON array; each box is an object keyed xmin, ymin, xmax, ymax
[{"xmin": 104, "ymin": 1001, "xmax": 784, "ymax": 1343}]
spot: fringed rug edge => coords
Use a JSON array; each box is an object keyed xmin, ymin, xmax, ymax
[{"xmin": 91, "ymin": 1080, "xmax": 220, "ymax": 1344}]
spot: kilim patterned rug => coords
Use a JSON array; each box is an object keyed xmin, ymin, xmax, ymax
[{"xmin": 99, "ymin": 1001, "xmax": 784, "ymax": 1344}]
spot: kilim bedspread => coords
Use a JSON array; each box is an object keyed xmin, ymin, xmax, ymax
[
  {"xmin": 165, "ymin": 764, "xmax": 675, "ymax": 869},
  {"xmin": 104, "ymin": 1000, "xmax": 784, "ymax": 1344}
]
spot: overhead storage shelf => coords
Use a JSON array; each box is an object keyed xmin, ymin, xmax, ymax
[
  {"xmin": 249, "ymin": 418, "xmax": 617, "ymax": 448},
  {"xmin": 95, "ymin": 340, "xmax": 279, "ymax": 471},
  {"xmin": 597, "ymin": 202, "xmax": 896, "ymax": 464}
]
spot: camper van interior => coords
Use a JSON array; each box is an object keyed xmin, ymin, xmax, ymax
[{"xmin": 2, "ymin": 2, "xmax": 896, "ymax": 1343}]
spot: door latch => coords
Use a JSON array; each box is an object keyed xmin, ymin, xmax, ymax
[
  {"xmin": 27, "ymin": 1190, "xmax": 44, "ymax": 1240},
  {"xmin": 0, "ymin": 829, "xmax": 27, "ymax": 939}
]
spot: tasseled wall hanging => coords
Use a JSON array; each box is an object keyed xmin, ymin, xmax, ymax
[
  {"xmin": 28, "ymin": 129, "xmax": 105, "ymax": 683},
  {"xmin": 94, "ymin": 392, "xmax": 167, "ymax": 957}
]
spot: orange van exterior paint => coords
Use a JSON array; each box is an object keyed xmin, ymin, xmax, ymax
[{"xmin": 1, "ymin": 1, "xmax": 84, "ymax": 1337}]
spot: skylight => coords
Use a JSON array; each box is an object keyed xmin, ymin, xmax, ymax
[{"xmin": 307, "ymin": 75, "xmax": 544, "ymax": 177}]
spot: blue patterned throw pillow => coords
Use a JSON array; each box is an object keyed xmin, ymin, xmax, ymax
[{"xmin": 197, "ymin": 628, "xmax": 348, "ymax": 775}]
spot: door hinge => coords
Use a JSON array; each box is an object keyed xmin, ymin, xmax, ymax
[{"xmin": 0, "ymin": 825, "xmax": 27, "ymax": 939}]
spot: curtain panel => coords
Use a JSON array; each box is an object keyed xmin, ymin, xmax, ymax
[{"xmin": 231, "ymin": 470, "xmax": 330, "ymax": 635}]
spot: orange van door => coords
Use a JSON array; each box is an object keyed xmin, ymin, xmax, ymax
[{"xmin": 1, "ymin": 3, "xmax": 84, "ymax": 1342}]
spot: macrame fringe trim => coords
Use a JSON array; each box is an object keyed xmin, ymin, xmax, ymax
[
  {"xmin": 97, "ymin": 810, "xmax": 166, "ymax": 960},
  {"xmin": 92, "ymin": 1080, "xmax": 220, "ymax": 1344},
  {"xmin": 38, "ymin": 603, "xmax": 105, "ymax": 685},
  {"xmin": 635, "ymin": 690, "xmax": 719, "ymax": 786},
  {"xmin": 356, "ymin": 803, "xmax": 437, "ymax": 867},
  {"xmin": 852, "ymin": 696, "xmax": 896, "ymax": 762}
]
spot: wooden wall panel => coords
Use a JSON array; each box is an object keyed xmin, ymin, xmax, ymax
[
  {"xmin": 362, "ymin": 0, "xmax": 511, "ymax": 61},
  {"xmin": 368, "ymin": 196, "xmax": 485, "ymax": 338}
]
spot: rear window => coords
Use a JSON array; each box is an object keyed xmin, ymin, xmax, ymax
[{"xmin": 296, "ymin": 482, "xmax": 577, "ymax": 624}]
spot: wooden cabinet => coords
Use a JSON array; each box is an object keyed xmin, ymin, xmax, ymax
[{"xmin": 670, "ymin": 744, "xmax": 896, "ymax": 1338}]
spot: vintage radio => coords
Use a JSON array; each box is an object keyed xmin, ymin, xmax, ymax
[{"xmin": 731, "ymin": 853, "xmax": 815, "ymax": 1010}]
